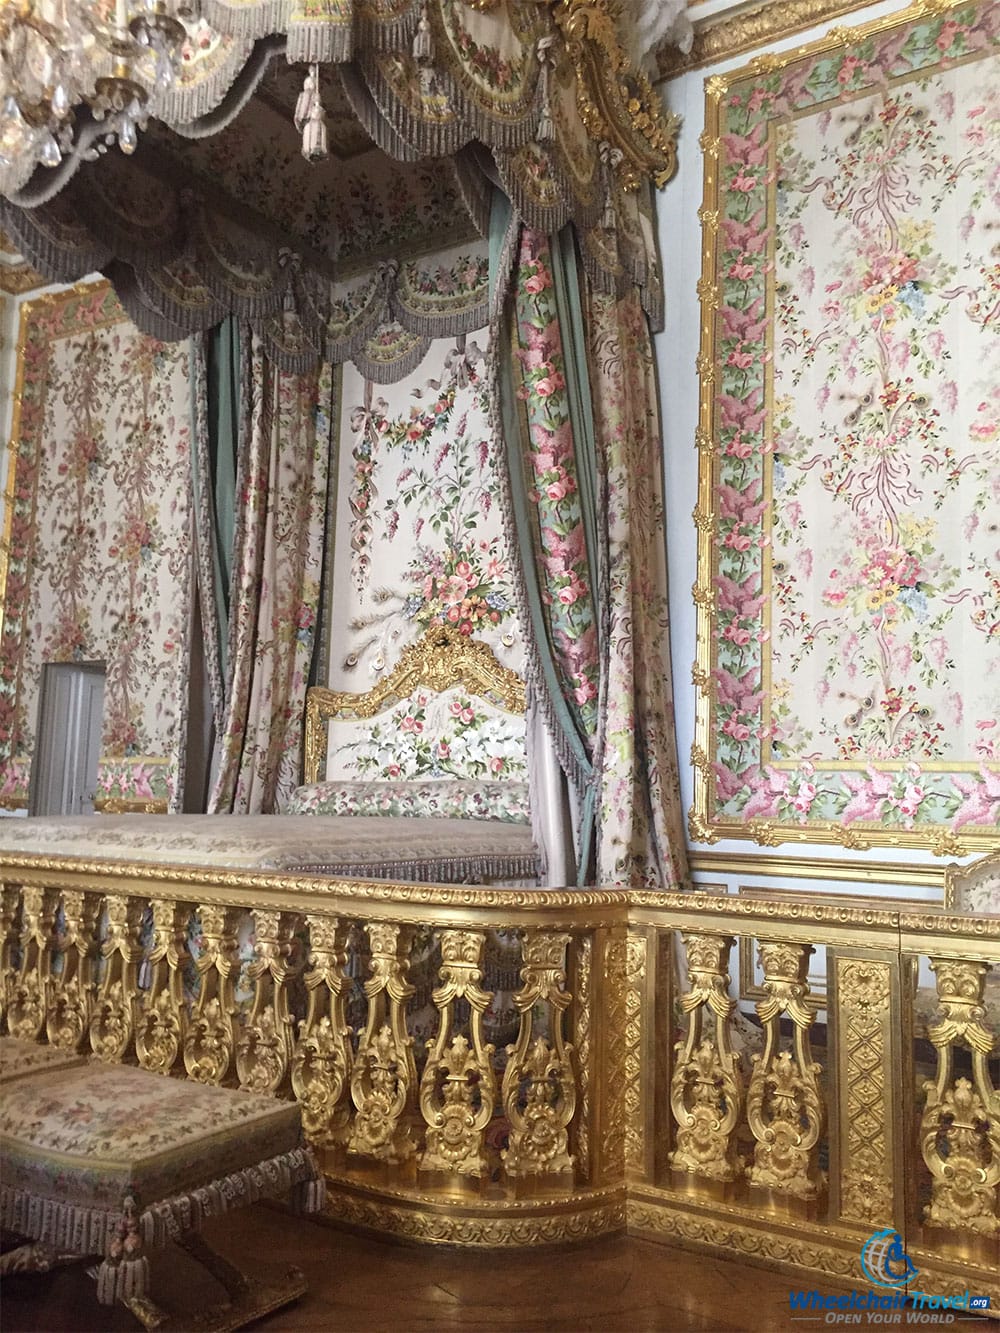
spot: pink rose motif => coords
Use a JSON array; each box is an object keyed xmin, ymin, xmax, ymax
[
  {"xmin": 461, "ymin": 707, "xmax": 475, "ymax": 724},
  {"xmin": 489, "ymin": 757, "xmax": 505, "ymax": 775},
  {"xmin": 387, "ymin": 764, "xmax": 402, "ymax": 778},
  {"xmin": 558, "ymin": 586, "xmax": 579, "ymax": 605}
]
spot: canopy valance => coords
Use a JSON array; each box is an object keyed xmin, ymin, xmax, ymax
[{"xmin": 0, "ymin": 0, "xmax": 675, "ymax": 370}]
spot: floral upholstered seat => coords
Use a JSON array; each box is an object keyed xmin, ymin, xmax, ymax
[
  {"xmin": 0, "ymin": 1036, "xmax": 89, "ymax": 1085},
  {"xmin": 0, "ymin": 1061, "xmax": 321, "ymax": 1305}
]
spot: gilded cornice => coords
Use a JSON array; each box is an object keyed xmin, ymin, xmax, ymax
[
  {"xmin": 655, "ymin": 0, "xmax": 875, "ymax": 78},
  {"xmin": 689, "ymin": 850, "xmax": 947, "ymax": 889}
]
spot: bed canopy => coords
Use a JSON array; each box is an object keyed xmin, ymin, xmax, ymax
[{"xmin": 0, "ymin": 0, "xmax": 679, "ymax": 372}]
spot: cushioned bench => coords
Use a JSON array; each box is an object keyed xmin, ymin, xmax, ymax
[{"xmin": 0, "ymin": 1035, "xmax": 323, "ymax": 1322}]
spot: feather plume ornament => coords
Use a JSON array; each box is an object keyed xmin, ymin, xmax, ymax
[{"xmin": 619, "ymin": 0, "xmax": 692, "ymax": 73}]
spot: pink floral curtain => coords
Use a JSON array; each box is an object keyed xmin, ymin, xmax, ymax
[
  {"xmin": 208, "ymin": 335, "xmax": 330, "ymax": 814},
  {"xmin": 587, "ymin": 288, "xmax": 688, "ymax": 890},
  {"xmin": 503, "ymin": 222, "xmax": 687, "ymax": 889},
  {"xmin": 512, "ymin": 230, "xmax": 601, "ymax": 770}
]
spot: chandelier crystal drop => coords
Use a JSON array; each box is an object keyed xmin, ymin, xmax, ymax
[{"xmin": 0, "ymin": 1, "xmax": 195, "ymax": 188}]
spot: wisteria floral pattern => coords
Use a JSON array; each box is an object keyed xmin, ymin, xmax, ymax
[
  {"xmin": 701, "ymin": 4, "xmax": 1000, "ymax": 848},
  {"xmin": 0, "ymin": 282, "xmax": 192, "ymax": 810}
]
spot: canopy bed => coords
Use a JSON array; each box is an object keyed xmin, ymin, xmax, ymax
[{"xmin": 0, "ymin": 0, "xmax": 689, "ymax": 896}]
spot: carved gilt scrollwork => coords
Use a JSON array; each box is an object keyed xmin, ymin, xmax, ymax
[
  {"xmin": 46, "ymin": 891, "xmax": 101, "ymax": 1051},
  {"xmin": 669, "ymin": 932, "xmax": 743, "ymax": 1183},
  {"xmin": 236, "ymin": 910, "xmax": 301, "ymax": 1095},
  {"xmin": 0, "ymin": 882, "xmax": 21, "ymax": 1026},
  {"xmin": 920, "ymin": 958, "xmax": 1000, "ymax": 1235},
  {"xmin": 746, "ymin": 941, "xmax": 825, "ymax": 1199},
  {"xmin": 291, "ymin": 914, "xmax": 354, "ymax": 1146},
  {"xmin": 7, "ymin": 887, "xmax": 59, "ymax": 1042},
  {"xmin": 502, "ymin": 931, "xmax": 575, "ymax": 1178},
  {"xmin": 348, "ymin": 922, "xmax": 418, "ymax": 1163},
  {"xmin": 90, "ymin": 894, "xmax": 146, "ymax": 1063},
  {"xmin": 183, "ymin": 905, "xmax": 242, "ymax": 1085},
  {"xmin": 135, "ymin": 899, "xmax": 190, "ymax": 1075},
  {"xmin": 419, "ymin": 929, "xmax": 495, "ymax": 1177}
]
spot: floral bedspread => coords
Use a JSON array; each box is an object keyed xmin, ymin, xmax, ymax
[{"xmin": 0, "ymin": 814, "xmax": 539, "ymax": 881}]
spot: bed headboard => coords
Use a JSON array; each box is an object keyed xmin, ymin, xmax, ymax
[{"xmin": 304, "ymin": 625, "xmax": 527, "ymax": 785}]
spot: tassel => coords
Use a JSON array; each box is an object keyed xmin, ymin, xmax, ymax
[
  {"xmin": 294, "ymin": 66, "xmax": 316, "ymax": 134},
  {"xmin": 291, "ymin": 1175, "xmax": 327, "ymax": 1214},
  {"xmin": 96, "ymin": 1197, "xmax": 149, "ymax": 1306},
  {"xmin": 600, "ymin": 141, "xmax": 622, "ymax": 231},
  {"xmin": 302, "ymin": 97, "xmax": 328, "ymax": 164},
  {"xmin": 536, "ymin": 35, "xmax": 556, "ymax": 144},
  {"xmin": 413, "ymin": 2, "xmax": 433, "ymax": 64}
]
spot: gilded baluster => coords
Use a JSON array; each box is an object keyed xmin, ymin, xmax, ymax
[
  {"xmin": 7, "ymin": 887, "xmax": 59, "ymax": 1042},
  {"xmin": 0, "ymin": 883, "xmax": 20, "ymax": 1026},
  {"xmin": 236, "ymin": 910, "xmax": 300, "ymax": 1095},
  {"xmin": 291, "ymin": 915, "xmax": 354, "ymax": 1146},
  {"xmin": 348, "ymin": 922, "xmax": 417, "ymax": 1163},
  {"xmin": 419, "ymin": 929, "xmax": 495, "ymax": 1177},
  {"xmin": 184, "ymin": 905, "xmax": 242, "ymax": 1085},
  {"xmin": 90, "ymin": 895, "xmax": 147, "ymax": 1063},
  {"xmin": 501, "ymin": 931, "xmax": 575, "ymax": 1179},
  {"xmin": 920, "ymin": 958, "xmax": 1000, "ymax": 1235},
  {"xmin": 746, "ymin": 940, "xmax": 825, "ymax": 1199},
  {"xmin": 136, "ymin": 899, "xmax": 190, "ymax": 1075},
  {"xmin": 46, "ymin": 891, "xmax": 101, "ymax": 1050},
  {"xmin": 669, "ymin": 932, "xmax": 744, "ymax": 1183}
]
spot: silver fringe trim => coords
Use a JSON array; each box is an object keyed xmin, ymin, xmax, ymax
[
  {"xmin": 0, "ymin": 1145, "xmax": 322, "ymax": 1257},
  {"xmin": 279, "ymin": 853, "xmax": 542, "ymax": 882}
]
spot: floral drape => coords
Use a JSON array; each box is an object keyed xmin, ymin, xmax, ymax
[
  {"xmin": 208, "ymin": 334, "xmax": 330, "ymax": 814},
  {"xmin": 586, "ymin": 288, "xmax": 688, "ymax": 890},
  {"xmin": 503, "ymin": 223, "xmax": 687, "ymax": 889}
]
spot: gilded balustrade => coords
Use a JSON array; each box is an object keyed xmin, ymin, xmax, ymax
[{"xmin": 0, "ymin": 854, "xmax": 997, "ymax": 1307}]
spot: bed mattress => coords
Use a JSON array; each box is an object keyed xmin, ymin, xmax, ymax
[{"xmin": 0, "ymin": 814, "xmax": 541, "ymax": 884}]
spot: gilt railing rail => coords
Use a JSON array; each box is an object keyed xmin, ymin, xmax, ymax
[{"xmin": 1, "ymin": 855, "xmax": 997, "ymax": 1306}]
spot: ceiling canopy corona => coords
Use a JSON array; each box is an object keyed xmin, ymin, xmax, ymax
[{"xmin": 0, "ymin": 0, "xmax": 680, "ymax": 368}]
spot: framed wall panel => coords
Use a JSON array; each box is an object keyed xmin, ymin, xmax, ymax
[
  {"xmin": 0, "ymin": 282, "xmax": 193, "ymax": 811},
  {"xmin": 691, "ymin": 1, "xmax": 1000, "ymax": 854}
]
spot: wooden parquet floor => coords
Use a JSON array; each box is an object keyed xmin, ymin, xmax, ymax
[{"xmin": 1, "ymin": 1202, "xmax": 990, "ymax": 1333}]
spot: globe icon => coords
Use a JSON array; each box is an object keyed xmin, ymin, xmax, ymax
[{"xmin": 860, "ymin": 1229, "xmax": 918, "ymax": 1288}]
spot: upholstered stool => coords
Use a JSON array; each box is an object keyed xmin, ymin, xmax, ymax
[{"xmin": 0, "ymin": 1057, "xmax": 324, "ymax": 1320}]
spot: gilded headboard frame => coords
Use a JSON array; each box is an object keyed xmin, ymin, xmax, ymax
[{"xmin": 303, "ymin": 625, "xmax": 527, "ymax": 785}]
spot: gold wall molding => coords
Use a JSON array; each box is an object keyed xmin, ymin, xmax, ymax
[
  {"xmin": 320, "ymin": 1179, "xmax": 627, "ymax": 1247},
  {"xmin": 690, "ymin": 850, "xmax": 947, "ymax": 890},
  {"xmin": 656, "ymin": 0, "xmax": 877, "ymax": 78}
]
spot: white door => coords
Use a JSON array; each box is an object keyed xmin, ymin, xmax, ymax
[{"xmin": 29, "ymin": 663, "xmax": 106, "ymax": 816}]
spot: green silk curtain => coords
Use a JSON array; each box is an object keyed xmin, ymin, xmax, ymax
[{"xmin": 491, "ymin": 193, "xmax": 688, "ymax": 889}]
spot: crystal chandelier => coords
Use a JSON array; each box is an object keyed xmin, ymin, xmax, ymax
[{"xmin": 0, "ymin": 1, "xmax": 193, "ymax": 192}]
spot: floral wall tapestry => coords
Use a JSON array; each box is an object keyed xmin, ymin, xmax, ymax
[
  {"xmin": 1, "ymin": 281, "xmax": 193, "ymax": 811},
  {"xmin": 692, "ymin": 3, "xmax": 1000, "ymax": 854},
  {"xmin": 322, "ymin": 330, "xmax": 528, "ymax": 785}
]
